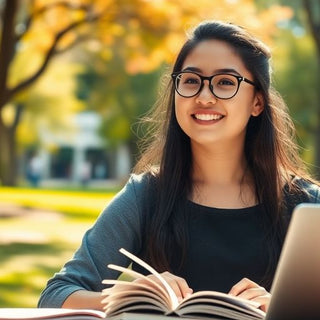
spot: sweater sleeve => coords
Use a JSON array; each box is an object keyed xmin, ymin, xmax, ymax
[
  {"xmin": 295, "ymin": 177, "xmax": 320, "ymax": 203},
  {"xmin": 310, "ymin": 182, "xmax": 320, "ymax": 202},
  {"xmin": 38, "ymin": 173, "xmax": 151, "ymax": 308}
]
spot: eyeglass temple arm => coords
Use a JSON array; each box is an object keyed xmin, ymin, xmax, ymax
[{"xmin": 242, "ymin": 77, "xmax": 256, "ymax": 87}]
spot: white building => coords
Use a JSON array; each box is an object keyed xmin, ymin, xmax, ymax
[{"xmin": 32, "ymin": 111, "xmax": 131, "ymax": 186}]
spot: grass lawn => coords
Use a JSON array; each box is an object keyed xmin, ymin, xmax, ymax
[
  {"xmin": 0, "ymin": 187, "xmax": 118, "ymax": 218},
  {"xmin": 0, "ymin": 187, "xmax": 118, "ymax": 307}
]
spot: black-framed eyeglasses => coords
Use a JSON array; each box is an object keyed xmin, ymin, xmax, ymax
[{"xmin": 171, "ymin": 71, "xmax": 256, "ymax": 99}]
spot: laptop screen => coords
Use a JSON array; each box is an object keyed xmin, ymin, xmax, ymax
[{"xmin": 265, "ymin": 203, "xmax": 320, "ymax": 320}]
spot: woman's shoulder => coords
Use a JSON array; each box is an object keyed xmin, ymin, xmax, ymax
[
  {"xmin": 287, "ymin": 176, "xmax": 320, "ymax": 203},
  {"xmin": 97, "ymin": 172, "xmax": 158, "ymax": 223},
  {"xmin": 293, "ymin": 176, "xmax": 320, "ymax": 201},
  {"xmin": 127, "ymin": 171, "xmax": 158, "ymax": 191},
  {"xmin": 281, "ymin": 176, "xmax": 319, "ymax": 217},
  {"xmin": 119, "ymin": 171, "xmax": 159, "ymax": 203}
]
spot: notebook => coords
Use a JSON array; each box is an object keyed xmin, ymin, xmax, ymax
[{"xmin": 265, "ymin": 203, "xmax": 320, "ymax": 320}]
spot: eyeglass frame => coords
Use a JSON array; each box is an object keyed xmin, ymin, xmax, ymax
[{"xmin": 171, "ymin": 71, "xmax": 256, "ymax": 100}]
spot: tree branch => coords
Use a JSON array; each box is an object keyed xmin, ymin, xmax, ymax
[
  {"xmin": 16, "ymin": 1, "xmax": 91, "ymax": 41},
  {"xmin": 303, "ymin": 0, "xmax": 320, "ymax": 53},
  {"xmin": 0, "ymin": 0, "xmax": 18, "ymax": 107},
  {"xmin": 11, "ymin": 103, "xmax": 24, "ymax": 130},
  {"xmin": 7, "ymin": 12, "xmax": 100, "ymax": 103},
  {"xmin": 54, "ymin": 34, "xmax": 92, "ymax": 55}
]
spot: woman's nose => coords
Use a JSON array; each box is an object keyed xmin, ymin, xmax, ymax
[{"xmin": 195, "ymin": 80, "xmax": 217, "ymax": 105}]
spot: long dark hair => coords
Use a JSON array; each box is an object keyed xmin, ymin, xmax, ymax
[{"xmin": 134, "ymin": 21, "xmax": 314, "ymax": 287}]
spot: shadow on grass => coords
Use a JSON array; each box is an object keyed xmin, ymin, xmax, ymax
[
  {"xmin": 0, "ymin": 241, "xmax": 76, "ymax": 307},
  {"xmin": 0, "ymin": 241, "xmax": 71, "ymax": 263},
  {"xmin": 0, "ymin": 265, "xmax": 60, "ymax": 307}
]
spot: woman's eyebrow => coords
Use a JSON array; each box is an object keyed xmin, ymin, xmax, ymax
[
  {"xmin": 215, "ymin": 68, "xmax": 241, "ymax": 76},
  {"xmin": 181, "ymin": 66, "xmax": 202, "ymax": 72},
  {"xmin": 181, "ymin": 66, "xmax": 241, "ymax": 75}
]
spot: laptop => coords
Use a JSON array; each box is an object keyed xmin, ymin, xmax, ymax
[{"xmin": 265, "ymin": 203, "xmax": 320, "ymax": 320}]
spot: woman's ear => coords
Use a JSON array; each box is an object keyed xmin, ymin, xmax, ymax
[{"xmin": 251, "ymin": 92, "xmax": 264, "ymax": 117}]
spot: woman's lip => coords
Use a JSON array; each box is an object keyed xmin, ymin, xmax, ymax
[{"xmin": 191, "ymin": 109, "xmax": 225, "ymax": 115}]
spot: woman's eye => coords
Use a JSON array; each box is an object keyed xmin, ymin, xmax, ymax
[
  {"xmin": 218, "ymin": 78, "xmax": 235, "ymax": 86},
  {"xmin": 184, "ymin": 77, "xmax": 199, "ymax": 84}
]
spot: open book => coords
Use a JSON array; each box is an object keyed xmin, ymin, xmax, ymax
[
  {"xmin": 0, "ymin": 308, "xmax": 105, "ymax": 320},
  {"xmin": 102, "ymin": 248, "xmax": 266, "ymax": 320}
]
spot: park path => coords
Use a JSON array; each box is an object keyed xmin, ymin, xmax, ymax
[
  {"xmin": 0, "ymin": 202, "xmax": 63, "ymax": 244},
  {"xmin": 0, "ymin": 202, "xmax": 62, "ymax": 219}
]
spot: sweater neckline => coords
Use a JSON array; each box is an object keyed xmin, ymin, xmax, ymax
[{"xmin": 187, "ymin": 200, "xmax": 263, "ymax": 215}]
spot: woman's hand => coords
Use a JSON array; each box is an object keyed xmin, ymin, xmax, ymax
[
  {"xmin": 134, "ymin": 271, "xmax": 193, "ymax": 302},
  {"xmin": 228, "ymin": 278, "xmax": 271, "ymax": 312}
]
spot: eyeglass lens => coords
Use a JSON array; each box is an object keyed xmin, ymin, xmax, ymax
[{"xmin": 175, "ymin": 72, "xmax": 240, "ymax": 99}]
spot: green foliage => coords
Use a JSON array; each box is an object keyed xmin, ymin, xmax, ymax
[
  {"xmin": 273, "ymin": 29, "xmax": 318, "ymax": 162},
  {"xmin": 15, "ymin": 61, "xmax": 85, "ymax": 149},
  {"xmin": 75, "ymin": 53, "xmax": 163, "ymax": 152}
]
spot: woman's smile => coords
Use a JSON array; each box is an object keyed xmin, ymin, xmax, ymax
[{"xmin": 192, "ymin": 111, "xmax": 225, "ymax": 124}]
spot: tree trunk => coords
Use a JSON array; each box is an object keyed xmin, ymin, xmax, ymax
[
  {"xmin": 0, "ymin": 113, "xmax": 10, "ymax": 185},
  {"xmin": 0, "ymin": 120, "xmax": 17, "ymax": 186},
  {"xmin": 302, "ymin": 0, "xmax": 320, "ymax": 178},
  {"xmin": 6, "ymin": 127, "xmax": 18, "ymax": 186},
  {"xmin": 0, "ymin": 0, "xmax": 17, "ymax": 185},
  {"xmin": 0, "ymin": 104, "xmax": 23, "ymax": 186}
]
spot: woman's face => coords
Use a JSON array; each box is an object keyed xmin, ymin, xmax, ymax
[{"xmin": 174, "ymin": 39, "xmax": 263, "ymax": 149}]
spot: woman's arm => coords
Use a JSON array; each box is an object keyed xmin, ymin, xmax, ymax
[
  {"xmin": 38, "ymin": 173, "xmax": 151, "ymax": 308},
  {"xmin": 62, "ymin": 290, "xmax": 104, "ymax": 310}
]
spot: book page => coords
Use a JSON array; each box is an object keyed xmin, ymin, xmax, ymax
[
  {"xmin": 176, "ymin": 291, "xmax": 265, "ymax": 318},
  {"xmin": 176, "ymin": 298, "xmax": 265, "ymax": 318},
  {"xmin": 119, "ymin": 248, "xmax": 179, "ymax": 309},
  {"xmin": 0, "ymin": 308, "xmax": 105, "ymax": 320},
  {"xmin": 104, "ymin": 264, "xmax": 170, "ymax": 306},
  {"xmin": 103, "ymin": 294, "xmax": 167, "ymax": 315},
  {"xmin": 175, "ymin": 304, "xmax": 262, "ymax": 320},
  {"xmin": 179, "ymin": 290, "xmax": 261, "ymax": 309},
  {"xmin": 102, "ymin": 282, "xmax": 171, "ymax": 310}
]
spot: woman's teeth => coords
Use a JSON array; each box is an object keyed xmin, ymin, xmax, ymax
[{"xmin": 193, "ymin": 114, "xmax": 223, "ymax": 120}]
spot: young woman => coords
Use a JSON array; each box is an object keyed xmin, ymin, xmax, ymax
[{"xmin": 38, "ymin": 21, "xmax": 320, "ymax": 312}]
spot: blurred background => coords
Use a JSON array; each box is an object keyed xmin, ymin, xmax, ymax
[{"xmin": 0, "ymin": 0, "xmax": 319, "ymax": 308}]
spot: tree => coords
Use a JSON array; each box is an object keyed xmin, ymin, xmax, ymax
[
  {"xmin": 302, "ymin": 0, "xmax": 320, "ymax": 178},
  {"xmin": 0, "ymin": 0, "xmax": 292, "ymax": 185},
  {"xmin": 0, "ymin": 0, "xmax": 100, "ymax": 185},
  {"xmin": 273, "ymin": 0, "xmax": 320, "ymax": 177},
  {"xmin": 272, "ymin": 29, "xmax": 317, "ymax": 165}
]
